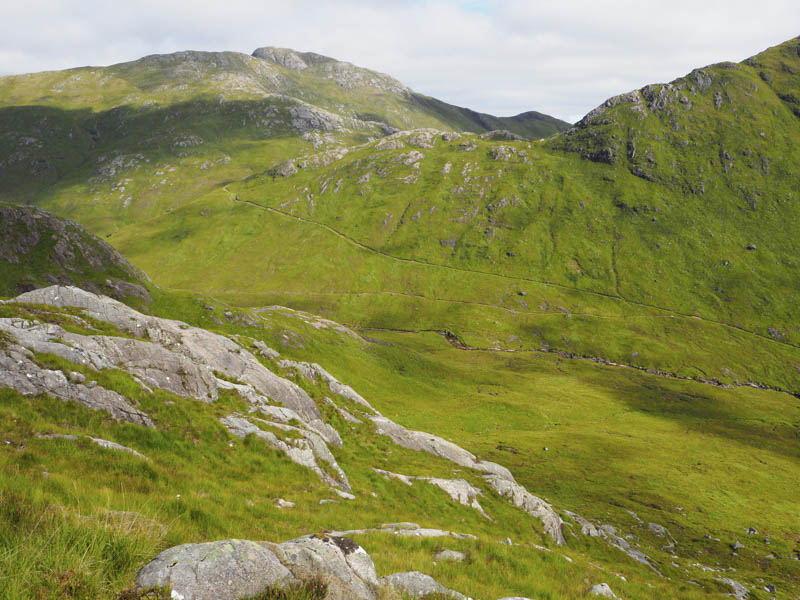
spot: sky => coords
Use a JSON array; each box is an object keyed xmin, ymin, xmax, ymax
[{"xmin": 1, "ymin": 1, "xmax": 798, "ymax": 123}]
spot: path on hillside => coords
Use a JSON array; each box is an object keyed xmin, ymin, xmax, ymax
[{"xmin": 227, "ymin": 190, "xmax": 800, "ymax": 353}]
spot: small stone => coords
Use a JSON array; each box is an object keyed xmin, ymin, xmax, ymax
[
  {"xmin": 588, "ymin": 583, "xmax": 619, "ymax": 598},
  {"xmin": 746, "ymin": 244, "xmax": 757, "ymax": 250},
  {"xmin": 765, "ymin": 584, "xmax": 776, "ymax": 593},
  {"xmin": 433, "ymin": 549, "xmax": 466, "ymax": 562},
  {"xmin": 274, "ymin": 498, "xmax": 295, "ymax": 509},
  {"xmin": 319, "ymin": 499, "xmax": 338, "ymax": 505},
  {"xmin": 732, "ymin": 540, "xmax": 745, "ymax": 551}
]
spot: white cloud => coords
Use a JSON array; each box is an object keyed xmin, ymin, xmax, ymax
[{"xmin": 1, "ymin": 0, "xmax": 798, "ymax": 122}]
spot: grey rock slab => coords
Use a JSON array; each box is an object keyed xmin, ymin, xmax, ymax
[
  {"xmin": 0, "ymin": 317, "xmax": 216, "ymax": 402},
  {"xmin": 380, "ymin": 571, "xmax": 469, "ymax": 599},
  {"xmin": 221, "ymin": 415, "xmax": 350, "ymax": 491},
  {"xmin": 0, "ymin": 341, "xmax": 153, "ymax": 427},
  {"xmin": 135, "ymin": 539, "xmax": 295, "ymax": 600},
  {"xmin": 588, "ymin": 583, "xmax": 619, "ymax": 598},
  {"xmin": 12, "ymin": 286, "xmax": 321, "ymax": 422},
  {"xmin": 434, "ymin": 550, "xmax": 466, "ymax": 562},
  {"xmin": 373, "ymin": 469, "xmax": 488, "ymax": 518},
  {"xmin": 278, "ymin": 359, "xmax": 378, "ymax": 414},
  {"xmin": 88, "ymin": 437, "xmax": 147, "ymax": 459},
  {"xmin": 325, "ymin": 397, "xmax": 363, "ymax": 424},
  {"xmin": 278, "ymin": 535, "xmax": 378, "ymax": 600},
  {"xmin": 716, "ymin": 578, "xmax": 749, "ymax": 600},
  {"xmin": 484, "ymin": 475, "xmax": 564, "ymax": 545}
]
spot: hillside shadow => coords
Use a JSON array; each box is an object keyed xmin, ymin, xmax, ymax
[{"xmin": 580, "ymin": 364, "xmax": 800, "ymax": 463}]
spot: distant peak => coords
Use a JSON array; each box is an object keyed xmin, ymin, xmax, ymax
[{"xmin": 252, "ymin": 46, "xmax": 337, "ymax": 71}]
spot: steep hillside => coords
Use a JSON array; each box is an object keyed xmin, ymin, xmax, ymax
[
  {"xmin": 0, "ymin": 47, "xmax": 568, "ymax": 234},
  {"xmin": 107, "ymin": 37, "xmax": 800, "ymax": 396}
]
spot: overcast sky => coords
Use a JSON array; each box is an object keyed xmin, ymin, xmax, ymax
[{"xmin": 1, "ymin": 1, "xmax": 798, "ymax": 122}]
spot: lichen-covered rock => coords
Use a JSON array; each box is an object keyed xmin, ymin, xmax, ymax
[
  {"xmin": 135, "ymin": 539, "xmax": 295, "ymax": 600},
  {"xmin": 12, "ymin": 286, "xmax": 322, "ymax": 423},
  {"xmin": 0, "ymin": 338, "xmax": 153, "ymax": 427},
  {"xmin": 278, "ymin": 535, "xmax": 379, "ymax": 600},
  {"xmin": 588, "ymin": 583, "xmax": 619, "ymax": 598},
  {"xmin": 380, "ymin": 571, "xmax": 469, "ymax": 599}
]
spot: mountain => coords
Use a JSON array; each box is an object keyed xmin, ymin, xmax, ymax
[
  {"xmin": 0, "ymin": 46, "xmax": 568, "ymax": 234},
  {"xmin": 2, "ymin": 37, "xmax": 800, "ymax": 600}
]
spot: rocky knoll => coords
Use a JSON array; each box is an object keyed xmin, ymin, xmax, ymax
[{"xmin": 0, "ymin": 203, "xmax": 150, "ymax": 303}]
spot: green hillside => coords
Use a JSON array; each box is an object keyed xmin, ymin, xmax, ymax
[
  {"xmin": 0, "ymin": 47, "xmax": 568, "ymax": 234},
  {"xmin": 1, "ymin": 35, "xmax": 800, "ymax": 600},
  {"xmin": 106, "ymin": 37, "xmax": 800, "ymax": 395}
]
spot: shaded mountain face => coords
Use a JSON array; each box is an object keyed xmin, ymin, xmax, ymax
[{"xmin": 0, "ymin": 203, "xmax": 150, "ymax": 305}]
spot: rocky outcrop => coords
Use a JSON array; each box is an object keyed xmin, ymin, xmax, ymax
[
  {"xmin": 374, "ymin": 469, "xmax": 488, "ymax": 518},
  {"xmin": 278, "ymin": 359, "xmax": 378, "ymax": 414},
  {"xmin": 0, "ymin": 333, "xmax": 154, "ymax": 427},
  {"xmin": 565, "ymin": 511, "xmax": 658, "ymax": 572},
  {"xmin": 220, "ymin": 415, "xmax": 350, "ymax": 492},
  {"xmin": 38, "ymin": 433, "xmax": 147, "ymax": 458},
  {"xmin": 588, "ymin": 583, "xmax": 619, "ymax": 598},
  {"xmin": 326, "ymin": 522, "xmax": 477, "ymax": 540},
  {"xmin": 136, "ymin": 535, "xmax": 380, "ymax": 600},
  {"xmin": 0, "ymin": 318, "xmax": 218, "ymax": 402},
  {"xmin": 0, "ymin": 203, "xmax": 149, "ymax": 301},
  {"xmin": 716, "ymin": 577, "xmax": 749, "ymax": 600},
  {"xmin": 11, "ymin": 286, "xmax": 322, "ymax": 423},
  {"xmin": 483, "ymin": 475, "xmax": 564, "ymax": 545}
]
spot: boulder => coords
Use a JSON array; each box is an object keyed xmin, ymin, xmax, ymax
[
  {"xmin": 434, "ymin": 550, "xmax": 467, "ymax": 562},
  {"xmin": 278, "ymin": 535, "xmax": 379, "ymax": 600},
  {"xmin": 136, "ymin": 535, "xmax": 380, "ymax": 600},
  {"xmin": 135, "ymin": 539, "xmax": 295, "ymax": 600},
  {"xmin": 380, "ymin": 571, "xmax": 468, "ymax": 599}
]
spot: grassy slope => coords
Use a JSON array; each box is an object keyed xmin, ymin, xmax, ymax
[{"xmin": 0, "ymin": 291, "xmax": 797, "ymax": 599}]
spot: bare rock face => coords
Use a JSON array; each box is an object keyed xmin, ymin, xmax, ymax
[
  {"xmin": 368, "ymin": 415, "xmax": 512, "ymax": 480},
  {"xmin": 483, "ymin": 475, "xmax": 565, "ymax": 545},
  {"xmin": 11, "ymin": 286, "xmax": 322, "ymax": 423},
  {"xmin": 374, "ymin": 469, "xmax": 488, "ymax": 518},
  {"xmin": 221, "ymin": 415, "xmax": 351, "ymax": 492},
  {"xmin": 0, "ymin": 318, "xmax": 218, "ymax": 402},
  {"xmin": 136, "ymin": 535, "xmax": 380, "ymax": 600},
  {"xmin": 0, "ymin": 333, "xmax": 154, "ymax": 427}
]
